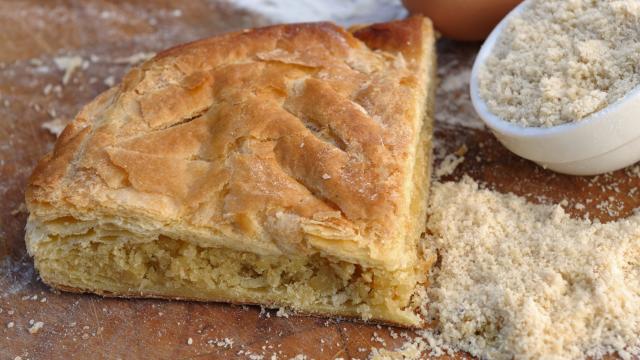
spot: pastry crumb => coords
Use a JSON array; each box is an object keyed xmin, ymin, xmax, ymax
[
  {"xmin": 53, "ymin": 55, "xmax": 84, "ymax": 85},
  {"xmin": 41, "ymin": 118, "xmax": 68, "ymax": 137},
  {"xmin": 103, "ymin": 75, "xmax": 115, "ymax": 87},
  {"xmin": 208, "ymin": 337, "xmax": 234, "ymax": 348},
  {"xmin": 10, "ymin": 203, "xmax": 27, "ymax": 216},
  {"xmin": 275, "ymin": 308, "xmax": 289, "ymax": 318},
  {"xmin": 28, "ymin": 321, "xmax": 44, "ymax": 334},
  {"xmin": 112, "ymin": 52, "xmax": 155, "ymax": 65}
]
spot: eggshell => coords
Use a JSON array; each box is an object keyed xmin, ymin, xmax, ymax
[{"xmin": 403, "ymin": 0, "xmax": 522, "ymax": 41}]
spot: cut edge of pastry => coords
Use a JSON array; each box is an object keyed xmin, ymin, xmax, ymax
[
  {"xmin": 27, "ymin": 231, "xmax": 436, "ymax": 326},
  {"xmin": 25, "ymin": 17, "xmax": 437, "ymax": 327}
]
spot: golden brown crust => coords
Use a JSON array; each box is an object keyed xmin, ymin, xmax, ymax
[
  {"xmin": 27, "ymin": 16, "xmax": 435, "ymax": 270},
  {"xmin": 353, "ymin": 16, "xmax": 426, "ymax": 63}
]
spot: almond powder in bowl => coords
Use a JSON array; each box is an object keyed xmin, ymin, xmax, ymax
[
  {"xmin": 470, "ymin": 0, "xmax": 640, "ymax": 175},
  {"xmin": 478, "ymin": 0, "xmax": 640, "ymax": 128}
]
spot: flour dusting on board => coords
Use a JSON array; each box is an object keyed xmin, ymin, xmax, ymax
[
  {"xmin": 436, "ymin": 60, "xmax": 485, "ymax": 130},
  {"xmin": 0, "ymin": 256, "xmax": 34, "ymax": 297},
  {"xmin": 230, "ymin": 0, "xmax": 407, "ymax": 26},
  {"xmin": 4, "ymin": 2, "xmax": 640, "ymax": 359}
]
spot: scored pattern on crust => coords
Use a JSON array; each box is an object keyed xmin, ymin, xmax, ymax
[{"xmin": 28, "ymin": 19, "xmax": 428, "ymax": 255}]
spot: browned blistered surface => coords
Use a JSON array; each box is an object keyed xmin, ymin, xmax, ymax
[
  {"xmin": 1, "ymin": 1, "xmax": 639, "ymax": 359},
  {"xmin": 27, "ymin": 17, "xmax": 435, "ymax": 271}
]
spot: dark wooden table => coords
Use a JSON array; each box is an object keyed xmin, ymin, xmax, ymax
[{"xmin": 1, "ymin": 1, "xmax": 638, "ymax": 359}]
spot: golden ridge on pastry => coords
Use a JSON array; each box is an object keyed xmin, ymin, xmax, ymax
[{"xmin": 25, "ymin": 16, "xmax": 437, "ymax": 326}]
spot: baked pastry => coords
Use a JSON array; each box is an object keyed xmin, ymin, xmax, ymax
[{"xmin": 25, "ymin": 16, "xmax": 437, "ymax": 326}]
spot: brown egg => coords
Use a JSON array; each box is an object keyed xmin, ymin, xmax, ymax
[{"xmin": 403, "ymin": 0, "xmax": 522, "ymax": 41}]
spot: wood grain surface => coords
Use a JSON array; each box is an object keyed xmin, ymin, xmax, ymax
[{"xmin": 1, "ymin": 1, "xmax": 638, "ymax": 359}]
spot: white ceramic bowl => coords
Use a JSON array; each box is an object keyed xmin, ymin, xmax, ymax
[{"xmin": 469, "ymin": 0, "xmax": 640, "ymax": 176}]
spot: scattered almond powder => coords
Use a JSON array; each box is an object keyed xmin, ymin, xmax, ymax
[
  {"xmin": 626, "ymin": 163, "xmax": 640, "ymax": 178},
  {"xmin": 371, "ymin": 332, "xmax": 386, "ymax": 347},
  {"xmin": 375, "ymin": 176, "xmax": 640, "ymax": 359},
  {"xmin": 434, "ymin": 153, "xmax": 465, "ymax": 179}
]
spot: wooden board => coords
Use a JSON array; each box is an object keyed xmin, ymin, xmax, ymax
[{"xmin": 1, "ymin": 1, "xmax": 638, "ymax": 359}]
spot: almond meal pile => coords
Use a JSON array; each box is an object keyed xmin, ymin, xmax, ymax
[{"xmin": 373, "ymin": 176, "xmax": 640, "ymax": 359}]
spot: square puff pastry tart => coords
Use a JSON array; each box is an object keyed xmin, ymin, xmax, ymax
[{"xmin": 25, "ymin": 16, "xmax": 437, "ymax": 327}]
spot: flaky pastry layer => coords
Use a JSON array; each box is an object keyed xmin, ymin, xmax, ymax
[{"xmin": 30, "ymin": 232, "xmax": 434, "ymax": 325}]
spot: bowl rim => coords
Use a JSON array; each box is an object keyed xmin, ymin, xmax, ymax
[{"xmin": 469, "ymin": 0, "xmax": 640, "ymax": 140}]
